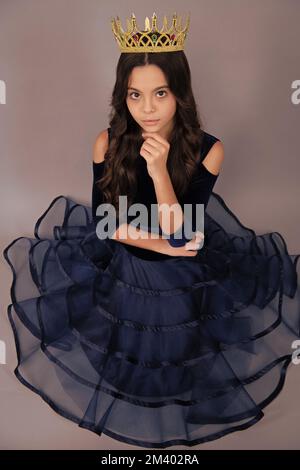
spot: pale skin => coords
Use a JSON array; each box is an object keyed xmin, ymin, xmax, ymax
[{"xmin": 93, "ymin": 64, "xmax": 225, "ymax": 257}]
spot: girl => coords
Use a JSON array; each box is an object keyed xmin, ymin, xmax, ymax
[{"xmin": 3, "ymin": 12, "xmax": 300, "ymax": 449}]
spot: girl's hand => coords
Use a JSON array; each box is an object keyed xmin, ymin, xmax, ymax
[
  {"xmin": 164, "ymin": 231, "xmax": 204, "ymax": 257},
  {"xmin": 140, "ymin": 131, "xmax": 170, "ymax": 180}
]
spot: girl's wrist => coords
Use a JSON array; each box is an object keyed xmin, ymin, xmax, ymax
[
  {"xmin": 157, "ymin": 238, "xmax": 180, "ymax": 256},
  {"xmin": 156, "ymin": 237, "xmax": 172, "ymax": 255},
  {"xmin": 151, "ymin": 168, "xmax": 169, "ymax": 185}
]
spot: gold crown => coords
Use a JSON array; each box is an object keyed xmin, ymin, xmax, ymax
[{"xmin": 110, "ymin": 12, "xmax": 191, "ymax": 53}]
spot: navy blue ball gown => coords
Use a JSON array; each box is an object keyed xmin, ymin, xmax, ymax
[{"xmin": 3, "ymin": 127, "xmax": 300, "ymax": 449}]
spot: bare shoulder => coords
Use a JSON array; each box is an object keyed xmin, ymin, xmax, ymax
[
  {"xmin": 93, "ymin": 129, "xmax": 109, "ymax": 163},
  {"xmin": 201, "ymin": 140, "xmax": 224, "ymax": 176}
]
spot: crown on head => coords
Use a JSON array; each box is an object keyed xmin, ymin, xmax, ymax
[{"xmin": 110, "ymin": 12, "xmax": 190, "ymax": 53}]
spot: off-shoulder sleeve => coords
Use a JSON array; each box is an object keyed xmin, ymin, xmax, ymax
[
  {"xmin": 92, "ymin": 160, "xmax": 123, "ymax": 240},
  {"xmin": 92, "ymin": 161, "xmax": 105, "ymax": 221},
  {"xmin": 165, "ymin": 169, "xmax": 219, "ymax": 247},
  {"xmin": 166, "ymin": 133, "xmax": 221, "ymax": 248}
]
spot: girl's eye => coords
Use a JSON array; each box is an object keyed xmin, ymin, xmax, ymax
[{"xmin": 128, "ymin": 90, "xmax": 167, "ymax": 100}]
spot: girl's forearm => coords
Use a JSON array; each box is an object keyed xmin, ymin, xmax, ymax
[
  {"xmin": 111, "ymin": 223, "xmax": 171, "ymax": 255},
  {"xmin": 152, "ymin": 171, "xmax": 184, "ymax": 235}
]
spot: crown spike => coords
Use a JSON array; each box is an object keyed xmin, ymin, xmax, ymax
[
  {"xmin": 144, "ymin": 16, "xmax": 150, "ymax": 32},
  {"xmin": 110, "ymin": 11, "xmax": 190, "ymax": 53}
]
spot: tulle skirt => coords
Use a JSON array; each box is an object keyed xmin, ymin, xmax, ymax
[{"xmin": 3, "ymin": 192, "xmax": 300, "ymax": 448}]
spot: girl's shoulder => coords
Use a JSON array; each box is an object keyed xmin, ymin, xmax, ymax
[
  {"xmin": 199, "ymin": 130, "xmax": 224, "ymax": 177},
  {"xmin": 200, "ymin": 130, "xmax": 221, "ymax": 158},
  {"xmin": 92, "ymin": 128, "xmax": 109, "ymax": 165}
]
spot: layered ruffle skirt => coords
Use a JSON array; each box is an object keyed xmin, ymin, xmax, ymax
[{"xmin": 3, "ymin": 193, "xmax": 300, "ymax": 448}]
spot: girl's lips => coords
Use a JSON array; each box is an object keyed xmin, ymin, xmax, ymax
[{"xmin": 142, "ymin": 120, "xmax": 160, "ymax": 125}]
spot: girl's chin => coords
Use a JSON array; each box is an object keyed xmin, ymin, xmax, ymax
[{"xmin": 141, "ymin": 123, "xmax": 161, "ymax": 130}]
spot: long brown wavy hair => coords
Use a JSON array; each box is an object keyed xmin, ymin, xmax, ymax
[{"xmin": 95, "ymin": 51, "xmax": 205, "ymax": 217}]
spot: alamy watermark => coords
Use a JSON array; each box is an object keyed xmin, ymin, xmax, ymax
[
  {"xmin": 291, "ymin": 80, "xmax": 300, "ymax": 105},
  {"xmin": 0, "ymin": 339, "xmax": 5, "ymax": 364},
  {"xmin": 94, "ymin": 196, "xmax": 204, "ymax": 241},
  {"xmin": 291, "ymin": 339, "xmax": 300, "ymax": 365}
]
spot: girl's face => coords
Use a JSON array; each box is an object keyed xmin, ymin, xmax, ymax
[{"xmin": 126, "ymin": 64, "xmax": 177, "ymax": 141}]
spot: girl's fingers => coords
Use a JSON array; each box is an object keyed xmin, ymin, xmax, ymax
[
  {"xmin": 184, "ymin": 231, "xmax": 204, "ymax": 251},
  {"xmin": 185, "ymin": 250, "xmax": 198, "ymax": 257},
  {"xmin": 195, "ymin": 231, "xmax": 204, "ymax": 241},
  {"xmin": 184, "ymin": 241, "xmax": 200, "ymax": 251}
]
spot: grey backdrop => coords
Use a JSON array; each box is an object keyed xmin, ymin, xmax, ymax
[{"xmin": 0, "ymin": 0, "xmax": 299, "ymax": 450}]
